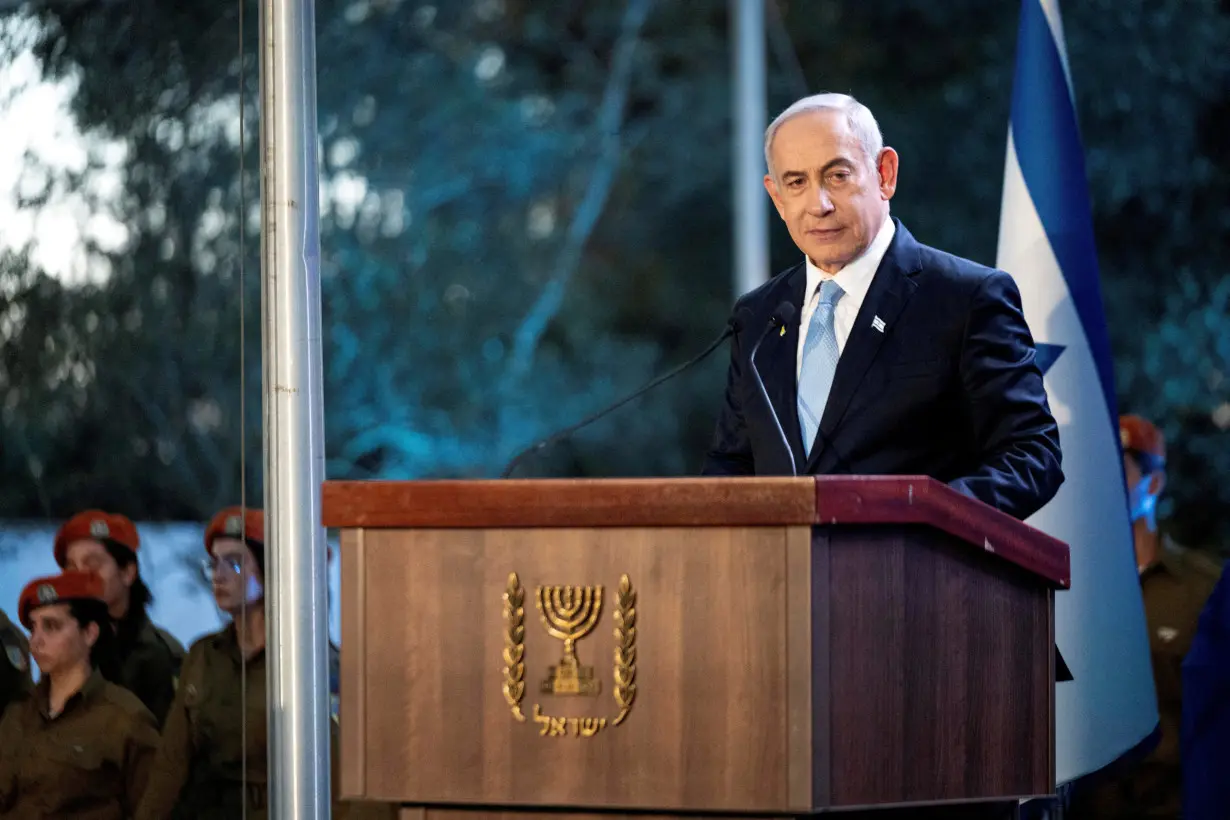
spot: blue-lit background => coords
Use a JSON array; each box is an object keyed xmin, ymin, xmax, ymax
[{"xmin": 0, "ymin": 0, "xmax": 1226, "ymax": 553}]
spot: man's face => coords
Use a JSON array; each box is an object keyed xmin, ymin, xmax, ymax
[
  {"xmin": 764, "ymin": 109, "xmax": 898, "ymax": 274},
  {"xmin": 64, "ymin": 539, "xmax": 134, "ymax": 614},
  {"xmin": 29, "ymin": 604, "xmax": 97, "ymax": 678},
  {"xmin": 209, "ymin": 537, "xmax": 263, "ymax": 616}
]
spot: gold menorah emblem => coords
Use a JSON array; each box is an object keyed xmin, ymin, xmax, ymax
[{"xmin": 536, "ymin": 584, "xmax": 603, "ymax": 696}]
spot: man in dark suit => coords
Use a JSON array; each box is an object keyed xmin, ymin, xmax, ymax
[{"xmin": 703, "ymin": 93, "xmax": 1063, "ymax": 522}]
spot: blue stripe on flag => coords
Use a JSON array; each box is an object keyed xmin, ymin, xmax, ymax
[{"xmin": 1010, "ymin": 0, "xmax": 1119, "ymax": 426}]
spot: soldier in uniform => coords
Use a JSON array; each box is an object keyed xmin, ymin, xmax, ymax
[
  {"xmin": 136, "ymin": 507, "xmax": 391, "ymax": 820},
  {"xmin": 1182, "ymin": 565, "xmax": 1229, "ymax": 818},
  {"xmin": 55, "ymin": 509, "xmax": 185, "ymax": 726},
  {"xmin": 0, "ymin": 570, "xmax": 160, "ymax": 818},
  {"xmin": 0, "ymin": 609, "xmax": 32, "ymax": 719},
  {"xmin": 1068, "ymin": 414, "xmax": 1224, "ymax": 819}
]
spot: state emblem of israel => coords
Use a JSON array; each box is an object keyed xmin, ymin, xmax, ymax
[
  {"xmin": 536, "ymin": 585, "xmax": 603, "ymax": 696},
  {"xmin": 500, "ymin": 572, "xmax": 638, "ymax": 738}
]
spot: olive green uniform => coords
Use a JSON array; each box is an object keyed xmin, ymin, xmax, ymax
[
  {"xmin": 107, "ymin": 613, "xmax": 184, "ymax": 727},
  {"xmin": 0, "ymin": 669, "xmax": 160, "ymax": 819},
  {"xmin": 1069, "ymin": 543, "xmax": 1223, "ymax": 818},
  {"xmin": 0, "ymin": 611, "xmax": 32, "ymax": 718},
  {"xmin": 136, "ymin": 625, "xmax": 392, "ymax": 820}
]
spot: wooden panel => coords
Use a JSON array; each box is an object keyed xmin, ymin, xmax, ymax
[
  {"xmin": 814, "ymin": 476, "xmax": 1070, "ymax": 588},
  {"xmin": 339, "ymin": 528, "xmax": 366, "ymax": 798},
  {"xmin": 323, "ymin": 478, "xmax": 815, "ymax": 529},
  {"xmin": 402, "ymin": 811, "xmax": 797, "ymax": 820},
  {"xmin": 400, "ymin": 802, "xmax": 1023, "ymax": 819},
  {"xmin": 1045, "ymin": 589, "xmax": 1056, "ymax": 786},
  {"xmin": 784, "ymin": 526, "xmax": 813, "ymax": 810},
  {"xmin": 810, "ymin": 529, "xmax": 832, "ymax": 810},
  {"xmin": 825, "ymin": 525, "xmax": 1052, "ymax": 806},
  {"xmin": 363, "ymin": 527, "xmax": 792, "ymax": 812}
]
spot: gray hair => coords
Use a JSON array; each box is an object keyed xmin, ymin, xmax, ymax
[{"xmin": 763, "ymin": 93, "xmax": 884, "ymax": 178}]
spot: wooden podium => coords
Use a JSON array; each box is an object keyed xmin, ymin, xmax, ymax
[{"xmin": 323, "ymin": 476, "xmax": 1069, "ymax": 820}]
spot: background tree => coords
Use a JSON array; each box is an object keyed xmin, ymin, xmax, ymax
[{"xmin": 0, "ymin": 0, "xmax": 1226, "ymax": 552}]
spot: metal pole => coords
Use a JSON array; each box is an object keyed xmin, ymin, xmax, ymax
[
  {"xmin": 259, "ymin": 0, "xmax": 329, "ymax": 815},
  {"xmin": 731, "ymin": 0, "xmax": 768, "ymax": 296}
]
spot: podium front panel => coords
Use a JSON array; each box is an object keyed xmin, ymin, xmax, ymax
[{"xmin": 341, "ymin": 524, "xmax": 813, "ymax": 813}]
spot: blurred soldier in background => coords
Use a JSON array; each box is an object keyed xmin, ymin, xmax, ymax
[
  {"xmin": 55, "ymin": 509, "xmax": 185, "ymax": 725},
  {"xmin": 0, "ymin": 571, "xmax": 159, "ymax": 818},
  {"xmin": 135, "ymin": 506, "xmax": 273, "ymax": 819},
  {"xmin": 0, "ymin": 608, "xmax": 32, "ymax": 718},
  {"xmin": 136, "ymin": 506, "xmax": 390, "ymax": 820},
  {"xmin": 1068, "ymin": 414, "xmax": 1223, "ymax": 818}
]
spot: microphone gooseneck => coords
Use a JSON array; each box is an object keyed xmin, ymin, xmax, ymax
[
  {"xmin": 747, "ymin": 300, "xmax": 799, "ymax": 477},
  {"xmin": 500, "ymin": 318, "xmax": 740, "ymax": 478}
]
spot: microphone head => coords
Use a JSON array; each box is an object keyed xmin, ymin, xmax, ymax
[
  {"xmin": 773, "ymin": 300, "xmax": 798, "ymax": 328},
  {"xmin": 731, "ymin": 307, "xmax": 755, "ymax": 334}
]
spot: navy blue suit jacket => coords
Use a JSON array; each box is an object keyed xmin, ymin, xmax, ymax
[{"xmin": 702, "ymin": 219, "xmax": 1064, "ymax": 522}]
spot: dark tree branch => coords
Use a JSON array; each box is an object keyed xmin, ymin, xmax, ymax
[{"xmin": 502, "ymin": 0, "xmax": 655, "ymax": 389}]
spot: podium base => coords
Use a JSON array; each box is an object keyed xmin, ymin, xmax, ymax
[{"xmin": 397, "ymin": 800, "xmax": 1031, "ymax": 820}]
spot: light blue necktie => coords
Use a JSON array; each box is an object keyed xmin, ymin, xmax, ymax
[{"xmin": 798, "ymin": 279, "xmax": 844, "ymax": 457}]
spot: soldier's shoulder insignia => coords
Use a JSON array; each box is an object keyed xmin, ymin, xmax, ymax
[{"xmin": 4, "ymin": 642, "xmax": 27, "ymax": 672}]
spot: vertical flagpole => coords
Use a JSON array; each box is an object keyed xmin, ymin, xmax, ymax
[
  {"xmin": 259, "ymin": 0, "xmax": 330, "ymax": 815},
  {"xmin": 731, "ymin": 0, "xmax": 768, "ymax": 296}
]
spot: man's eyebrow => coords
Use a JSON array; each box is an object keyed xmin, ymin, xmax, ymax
[
  {"xmin": 820, "ymin": 157, "xmax": 856, "ymax": 173},
  {"xmin": 779, "ymin": 157, "xmax": 857, "ymax": 179}
]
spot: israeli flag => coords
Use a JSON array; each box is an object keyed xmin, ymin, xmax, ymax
[{"xmin": 996, "ymin": 0, "xmax": 1158, "ymax": 785}]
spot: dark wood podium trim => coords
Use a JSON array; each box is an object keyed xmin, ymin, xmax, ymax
[
  {"xmin": 322, "ymin": 476, "xmax": 1068, "ymax": 588},
  {"xmin": 814, "ymin": 476, "xmax": 1069, "ymax": 588},
  {"xmin": 322, "ymin": 477, "xmax": 816, "ymax": 528}
]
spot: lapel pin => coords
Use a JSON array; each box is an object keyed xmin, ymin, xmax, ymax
[
  {"xmin": 871, "ymin": 316, "xmax": 886, "ymax": 333},
  {"xmin": 779, "ymin": 325, "xmax": 786, "ymax": 337}
]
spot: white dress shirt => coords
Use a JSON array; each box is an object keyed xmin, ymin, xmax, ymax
[{"xmin": 796, "ymin": 215, "xmax": 896, "ymax": 380}]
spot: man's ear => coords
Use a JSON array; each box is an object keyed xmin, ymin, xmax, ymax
[
  {"xmin": 877, "ymin": 147, "xmax": 899, "ymax": 200},
  {"xmin": 763, "ymin": 173, "xmax": 787, "ymax": 220}
]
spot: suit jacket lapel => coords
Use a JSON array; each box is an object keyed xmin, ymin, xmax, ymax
[
  {"xmin": 756, "ymin": 263, "xmax": 808, "ymax": 473},
  {"xmin": 806, "ymin": 220, "xmax": 921, "ymax": 473}
]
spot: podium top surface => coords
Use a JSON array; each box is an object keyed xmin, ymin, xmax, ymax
[{"xmin": 322, "ymin": 476, "xmax": 1070, "ymax": 588}]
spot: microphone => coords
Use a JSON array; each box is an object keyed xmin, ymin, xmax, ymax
[
  {"xmin": 500, "ymin": 316, "xmax": 744, "ymax": 478},
  {"xmin": 746, "ymin": 301, "xmax": 799, "ymax": 476}
]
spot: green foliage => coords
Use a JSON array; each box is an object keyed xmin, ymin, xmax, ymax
[{"xmin": 0, "ymin": 0, "xmax": 1227, "ymax": 547}]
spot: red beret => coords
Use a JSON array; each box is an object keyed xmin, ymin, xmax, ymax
[
  {"xmin": 19, "ymin": 571, "xmax": 106, "ymax": 629},
  {"xmin": 205, "ymin": 506, "xmax": 265, "ymax": 554},
  {"xmin": 1119, "ymin": 414, "xmax": 1166, "ymax": 463},
  {"xmin": 204, "ymin": 506, "xmax": 333, "ymax": 561},
  {"xmin": 54, "ymin": 510, "xmax": 140, "ymax": 568}
]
